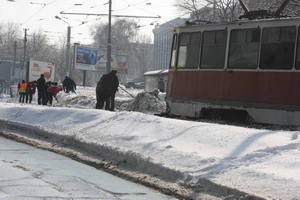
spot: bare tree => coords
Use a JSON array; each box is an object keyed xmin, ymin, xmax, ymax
[
  {"xmin": 0, "ymin": 22, "xmax": 70, "ymax": 82},
  {"xmin": 133, "ymin": 35, "xmax": 154, "ymax": 78},
  {"xmin": 176, "ymin": 0, "xmax": 242, "ymax": 22},
  {"xmin": 91, "ymin": 18, "xmax": 139, "ymax": 53},
  {"xmin": 247, "ymin": 0, "xmax": 300, "ymax": 16},
  {"xmin": 0, "ymin": 22, "xmax": 21, "ymax": 60},
  {"xmin": 91, "ymin": 19, "xmax": 153, "ymax": 82},
  {"xmin": 26, "ymin": 30, "xmax": 49, "ymax": 60},
  {"xmin": 176, "ymin": 0, "xmax": 300, "ymax": 22}
]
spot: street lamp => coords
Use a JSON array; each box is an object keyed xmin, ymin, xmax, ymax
[{"xmin": 55, "ymin": 15, "xmax": 71, "ymax": 77}]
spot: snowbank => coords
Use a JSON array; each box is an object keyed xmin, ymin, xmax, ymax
[
  {"xmin": 0, "ymin": 101, "xmax": 299, "ymax": 199},
  {"xmin": 126, "ymin": 92, "xmax": 166, "ymax": 114}
]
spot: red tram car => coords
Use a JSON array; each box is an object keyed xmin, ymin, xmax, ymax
[{"xmin": 166, "ymin": 17, "xmax": 300, "ymax": 126}]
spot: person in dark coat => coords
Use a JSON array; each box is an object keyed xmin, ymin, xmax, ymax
[
  {"xmin": 106, "ymin": 70, "xmax": 119, "ymax": 111},
  {"xmin": 96, "ymin": 73, "xmax": 109, "ymax": 109},
  {"xmin": 96, "ymin": 70, "xmax": 119, "ymax": 111},
  {"xmin": 45, "ymin": 81, "xmax": 52, "ymax": 105},
  {"xmin": 25, "ymin": 81, "xmax": 36, "ymax": 103},
  {"xmin": 36, "ymin": 74, "xmax": 47, "ymax": 105},
  {"xmin": 63, "ymin": 76, "xmax": 76, "ymax": 93}
]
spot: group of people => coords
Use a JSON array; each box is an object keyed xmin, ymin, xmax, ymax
[
  {"xmin": 18, "ymin": 80, "xmax": 37, "ymax": 104},
  {"xmin": 18, "ymin": 74, "xmax": 77, "ymax": 105},
  {"xmin": 18, "ymin": 70, "xmax": 119, "ymax": 111},
  {"xmin": 96, "ymin": 70, "xmax": 119, "ymax": 111}
]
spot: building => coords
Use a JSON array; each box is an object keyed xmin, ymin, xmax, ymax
[
  {"xmin": 0, "ymin": 60, "xmax": 23, "ymax": 94},
  {"xmin": 143, "ymin": 18, "xmax": 186, "ymax": 92},
  {"xmin": 152, "ymin": 18, "xmax": 186, "ymax": 71}
]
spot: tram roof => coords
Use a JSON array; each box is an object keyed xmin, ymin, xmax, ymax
[{"xmin": 175, "ymin": 17, "xmax": 300, "ymax": 32}]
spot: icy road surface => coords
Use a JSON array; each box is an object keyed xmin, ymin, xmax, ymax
[{"xmin": 0, "ymin": 136, "xmax": 176, "ymax": 200}]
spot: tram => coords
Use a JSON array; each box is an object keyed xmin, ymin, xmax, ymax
[{"xmin": 165, "ymin": 0, "xmax": 300, "ymax": 126}]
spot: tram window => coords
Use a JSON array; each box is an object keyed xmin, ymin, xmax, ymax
[
  {"xmin": 177, "ymin": 32, "xmax": 201, "ymax": 68},
  {"xmin": 201, "ymin": 30, "xmax": 227, "ymax": 69},
  {"xmin": 170, "ymin": 34, "xmax": 177, "ymax": 69},
  {"xmin": 295, "ymin": 28, "xmax": 300, "ymax": 69},
  {"xmin": 228, "ymin": 28, "xmax": 260, "ymax": 69},
  {"xmin": 260, "ymin": 26, "xmax": 296, "ymax": 70}
]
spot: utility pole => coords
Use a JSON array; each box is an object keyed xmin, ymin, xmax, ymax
[
  {"xmin": 107, "ymin": 0, "xmax": 112, "ymax": 73},
  {"xmin": 55, "ymin": 15, "xmax": 71, "ymax": 77},
  {"xmin": 23, "ymin": 29, "xmax": 28, "ymax": 80},
  {"xmin": 66, "ymin": 26, "xmax": 71, "ymax": 76}
]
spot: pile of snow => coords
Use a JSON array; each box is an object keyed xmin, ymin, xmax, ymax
[
  {"xmin": 0, "ymin": 86, "xmax": 166, "ymax": 115},
  {"xmin": 59, "ymin": 94, "xmax": 96, "ymax": 109},
  {"xmin": 0, "ymin": 93, "xmax": 10, "ymax": 99},
  {"xmin": 55, "ymin": 86, "xmax": 166, "ymax": 114},
  {"xmin": 0, "ymin": 101, "xmax": 299, "ymax": 199},
  {"xmin": 126, "ymin": 92, "xmax": 166, "ymax": 114}
]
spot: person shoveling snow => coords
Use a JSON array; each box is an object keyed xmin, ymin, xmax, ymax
[{"xmin": 47, "ymin": 82, "xmax": 63, "ymax": 105}]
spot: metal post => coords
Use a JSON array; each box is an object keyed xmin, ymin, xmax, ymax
[
  {"xmin": 23, "ymin": 29, "xmax": 27, "ymax": 80},
  {"xmin": 106, "ymin": 0, "xmax": 112, "ymax": 73},
  {"xmin": 25, "ymin": 59, "xmax": 30, "ymax": 82},
  {"xmin": 66, "ymin": 26, "xmax": 71, "ymax": 77},
  {"xmin": 83, "ymin": 70, "xmax": 86, "ymax": 86},
  {"xmin": 13, "ymin": 41, "xmax": 17, "ymax": 81}
]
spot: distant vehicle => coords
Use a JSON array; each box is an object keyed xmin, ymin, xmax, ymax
[
  {"xmin": 135, "ymin": 82, "xmax": 145, "ymax": 89},
  {"xmin": 166, "ymin": 0, "xmax": 300, "ymax": 126},
  {"xmin": 124, "ymin": 82, "xmax": 144, "ymax": 89}
]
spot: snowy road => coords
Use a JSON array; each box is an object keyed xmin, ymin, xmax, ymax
[{"xmin": 0, "ymin": 136, "xmax": 177, "ymax": 200}]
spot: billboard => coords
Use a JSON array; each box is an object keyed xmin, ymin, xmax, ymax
[
  {"xmin": 74, "ymin": 45, "xmax": 98, "ymax": 71},
  {"xmin": 28, "ymin": 59, "xmax": 55, "ymax": 82},
  {"xmin": 96, "ymin": 53, "xmax": 127, "ymax": 71}
]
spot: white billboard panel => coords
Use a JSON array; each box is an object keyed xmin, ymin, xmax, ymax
[
  {"xmin": 28, "ymin": 59, "xmax": 55, "ymax": 82},
  {"xmin": 96, "ymin": 53, "xmax": 127, "ymax": 71}
]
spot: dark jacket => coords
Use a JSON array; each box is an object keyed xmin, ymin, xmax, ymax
[
  {"xmin": 96, "ymin": 71, "xmax": 119, "ymax": 96},
  {"xmin": 107, "ymin": 71, "xmax": 119, "ymax": 94},
  {"xmin": 96, "ymin": 74, "xmax": 109, "ymax": 96},
  {"xmin": 36, "ymin": 76, "xmax": 46, "ymax": 91},
  {"xmin": 63, "ymin": 77, "xmax": 76, "ymax": 91},
  {"xmin": 26, "ymin": 82, "xmax": 36, "ymax": 94}
]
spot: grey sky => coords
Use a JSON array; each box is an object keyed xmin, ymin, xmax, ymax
[{"xmin": 0, "ymin": 0, "xmax": 182, "ymax": 44}]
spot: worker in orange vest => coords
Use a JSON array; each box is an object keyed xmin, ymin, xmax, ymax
[{"xmin": 18, "ymin": 80, "xmax": 27, "ymax": 103}]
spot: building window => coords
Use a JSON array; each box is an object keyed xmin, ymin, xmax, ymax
[
  {"xmin": 177, "ymin": 32, "xmax": 201, "ymax": 68},
  {"xmin": 228, "ymin": 28, "xmax": 260, "ymax": 69},
  {"xmin": 260, "ymin": 26, "xmax": 296, "ymax": 70},
  {"xmin": 200, "ymin": 30, "xmax": 227, "ymax": 69}
]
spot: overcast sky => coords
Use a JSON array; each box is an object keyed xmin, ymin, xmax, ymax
[{"xmin": 0, "ymin": 0, "xmax": 183, "ymax": 44}]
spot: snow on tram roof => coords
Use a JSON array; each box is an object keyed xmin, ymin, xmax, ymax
[
  {"xmin": 143, "ymin": 69, "xmax": 168, "ymax": 76},
  {"xmin": 175, "ymin": 16, "xmax": 300, "ymax": 31}
]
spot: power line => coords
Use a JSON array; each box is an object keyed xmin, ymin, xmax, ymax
[
  {"xmin": 21, "ymin": 4, "xmax": 46, "ymax": 25},
  {"xmin": 114, "ymin": 0, "xmax": 149, "ymax": 12},
  {"xmin": 60, "ymin": 12, "xmax": 161, "ymax": 19}
]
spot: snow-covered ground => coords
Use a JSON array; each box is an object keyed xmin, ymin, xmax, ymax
[{"xmin": 0, "ymin": 86, "xmax": 299, "ymax": 200}]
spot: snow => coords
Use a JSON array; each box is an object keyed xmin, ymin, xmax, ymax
[{"xmin": 0, "ymin": 86, "xmax": 299, "ymax": 199}]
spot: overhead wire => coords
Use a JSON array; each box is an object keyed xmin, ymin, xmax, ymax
[
  {"xmin": 118, "ymin": 0, "xmax": 159, "ymax": 17},
  {"xmin": 113, "ymin": 0, "xmax": 149, "ymax": 12},
  {"xmin": 21, "ymin": 0, "xmax": 59, "ymax": 25},
  {"xmin": 21, "ymin": 4, "xmax": 47, "ymax": 25}
]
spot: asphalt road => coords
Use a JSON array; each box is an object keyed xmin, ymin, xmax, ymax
[{"xmin": 0, "ymin": 136, "xmax": 177, "ymax": 200}]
